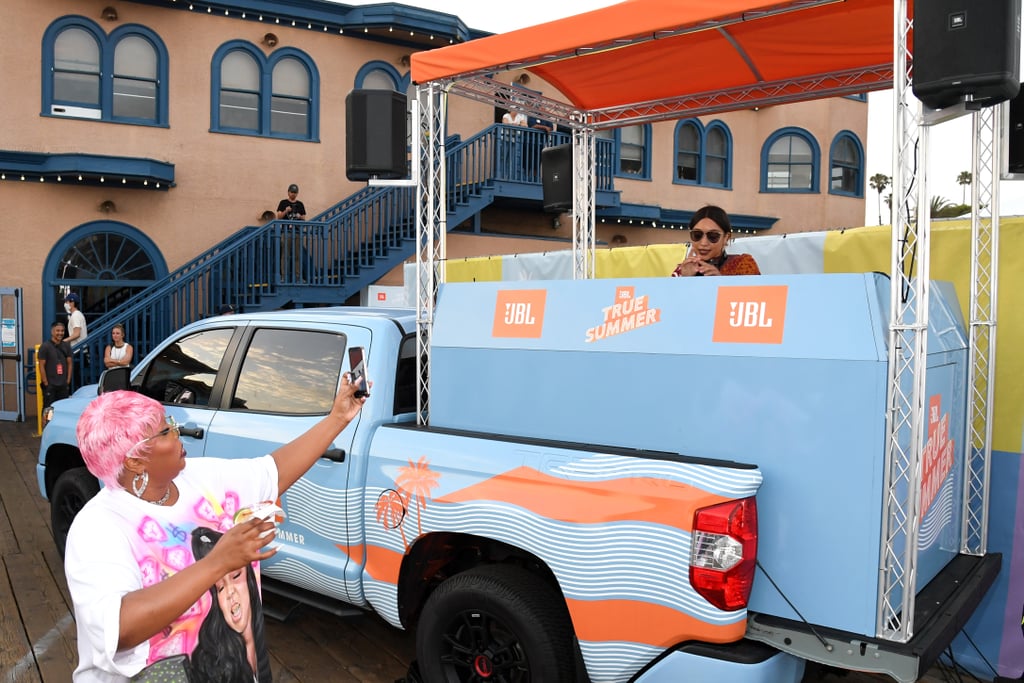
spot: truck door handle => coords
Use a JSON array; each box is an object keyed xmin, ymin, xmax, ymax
[
  {"xmin": 322, "ymin": 448, "xmax": 346, "ymax": 462},
  {"xmin": 179, "ymin": 426, "xmax": 205, "ymax": 439}
]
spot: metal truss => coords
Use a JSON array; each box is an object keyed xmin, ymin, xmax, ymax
[
  {"xmin": 877, "ymin": 0, "xmax": 928, "ymax": 643},
  {"xmin": 571, "ymin": 119, "xmax": 596, "ymax": 279},
  {"xmin": 586, "ymin": 66, "xmax": 893, "ymax": 128},
  {"xmin": 961, "ymin": 107, "xmax": 999, "ymax": 554},
  {"xmin": 415, "ymin": 82, "xmax": 447, "ymax": 425},
  {"xmin": 447, "ymin": 67, "xmax": 892, "ymax": 131}
]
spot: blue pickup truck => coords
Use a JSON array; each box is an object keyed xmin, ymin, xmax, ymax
[{"xmin": 37, "ymin": 274, "xmax": 999, "ymax": 683}]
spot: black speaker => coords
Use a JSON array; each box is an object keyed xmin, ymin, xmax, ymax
[
  {"xmin": 913, "ymin": 0, "xmax": 1021, "ymax": 110},
  {"xmin": 1008, "ymin": 84, "xmax": 1024, "ymax": 174},
  {"xmin": 541, "ymin": 143, "xmax": 572, "ymax": 213},
  {"xmin": 345, "ymin": 89, "xmax": 407, "ymax": 181}
]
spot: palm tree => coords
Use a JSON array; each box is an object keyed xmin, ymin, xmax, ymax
[
  {"xmin": 869, "ymin": 173, "xmax": 891, "ymax": 225},
  {"xmin": 957, "ymin": 171, "xmax": 972, "ymax": 204},
  {"xmin": 395, "ymin": 455, "xmax": 440, "ymax": 536}
]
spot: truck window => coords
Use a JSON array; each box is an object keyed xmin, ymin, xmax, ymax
[
  {"xmin": 230, "ymin": 328, "xmax": 346, "ymax": 414},
  {"xmin": 134, "ymin": 328, "xmax": 234, "ymax": 406},
  {"xmin": 394, "ymin": 334, "xmax": 416, "ymax": 415}
]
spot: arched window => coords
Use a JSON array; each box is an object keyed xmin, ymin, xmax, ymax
[
  {"xmin": 705, "ymin": 122, "xmax": 731, "ymax": 188},
  {"xmin": 42, "ymin": 221, "xmax": 168, "ymax": 340},
  {"xmin": 211, "ymin": 42, "xmax": 319, "ymax": 141},
  {"xmin": 43, "ymin": 16, "xmax": 168, "ymax": 125},
  {"xmin": 675, "ymin": 121, "xmax": 701, "ymax": 182},
  {"xmin": 829, "ymin": 131, "xmax": 864, "ymax": 197},
  {"xmin": 355, "ymin": 61, "xmax": 407, "ymax": 91},
  {"xmin": 597, "ymin": 124, "xmax": 652, "ymax": 180},
  {"xmin": 673, "ymin": 119, "xmax": 732, "ymax": 188},
  {"xmin": 113, "ymin": 35, "xmax": 159, "ymax": 120},
  {"xmin": 761, "ymin": 127, "xmax": 820, "ymax": 193}
]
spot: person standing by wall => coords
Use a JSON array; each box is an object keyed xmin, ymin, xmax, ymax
[
  {"xmin": 276, "ymin": 184, "xmax": 307, "ymax": 282},
  {"xmin": 38, "ymin": 321, "xmax": 72, "ymax": 409},
  {"xmin": 501, "ymin": 108, "xmax": 528, "ymax": 180}
]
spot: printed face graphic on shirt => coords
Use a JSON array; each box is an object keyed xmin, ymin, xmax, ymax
[{"xmin": 216, "ymin": 567, "xmax": 252, "ymax": 634}]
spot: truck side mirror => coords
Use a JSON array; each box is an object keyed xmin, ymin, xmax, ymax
[{"xmin": 98, "ymin": 367, "xmax": 131, "ymax": 395}]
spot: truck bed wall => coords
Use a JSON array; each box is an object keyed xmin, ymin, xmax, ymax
[{"xmin": 428, "ymin": 274, "xmax": 968, "ymax": 636}]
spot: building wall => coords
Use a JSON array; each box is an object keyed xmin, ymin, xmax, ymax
[{"xmin": 1, "ymin": 0, "xmax": 867, "ymax": 390}]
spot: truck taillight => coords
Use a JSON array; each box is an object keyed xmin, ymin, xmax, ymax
[{"xmin": 689, "ymin": 497, "xmax": 757, "ymax": 612}]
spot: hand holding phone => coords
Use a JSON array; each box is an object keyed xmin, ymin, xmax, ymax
[{"xmin": 348, "ymin": 346, "xmax": 370, "ymax": 399}]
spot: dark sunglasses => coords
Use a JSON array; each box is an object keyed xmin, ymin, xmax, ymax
[{"xmin": 690, "ymin": 229, "xmax": 724, "ymax": 244}]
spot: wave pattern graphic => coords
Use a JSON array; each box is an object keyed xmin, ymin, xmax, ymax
[
  {"xmin": 363, "ymin": 494, "xmax": 742, "ymax": 625},
  {"xmin": 262, "ymin": 556, "xmax": 366, "ymax": 606},
  {"xmin": 548, "ymin": 453, "xmax": 761, "ymax": 497},
  {"xmin": 283, "ymin": 479, "xmax": 353, "ymax": 543},
  {"xmin": 363, "ymin": 576, "xmax": 402, "ymax": 627},
  {"xmin": 579, "ymin": 640, "xmax": 663, "ymax": 683},
  {"xmin": 918, "ymin": 476, "xmax": 955, "ymax": 550}
]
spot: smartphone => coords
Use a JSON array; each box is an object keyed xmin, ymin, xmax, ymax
[{"xmin": 348, "ymin": 346, "xmax": 370, "ymax": 398}]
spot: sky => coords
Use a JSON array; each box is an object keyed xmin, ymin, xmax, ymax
[{"xmin": 342, "ymin": 0, "xmax": 1024, "ymax": 227}]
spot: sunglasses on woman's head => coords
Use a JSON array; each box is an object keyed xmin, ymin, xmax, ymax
[{"xmin": 689, "ymin": 229, "xmax": 723, "ymax": 244}]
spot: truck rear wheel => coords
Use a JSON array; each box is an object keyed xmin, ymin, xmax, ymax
[
  {"xmin": 416, "ymin": 564, "xmax": 578, "ymax": 682},
  {"xmin": 51, "ymin": 467, "xmax": 99, "ymax": 558}
]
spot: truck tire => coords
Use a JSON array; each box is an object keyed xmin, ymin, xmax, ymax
[
  {"xmin": 416, "ymin": 564, "xmax": 578, "ymax": 682},
  {"xmin": 51, "ymin": 467, "xmax": 99, "ymax": 558}
]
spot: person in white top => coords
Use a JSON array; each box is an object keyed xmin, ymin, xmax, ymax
[
  {"xmin": 104, "ymin": 323, "xmax": 134, "ymax": 369},
  {"xmin": 64, "ymin": 292, "xmax": 88, "ymax": 347},
  {"xmin": 64, "ymin": 375, "xmax": 368, "ymax": 681},
  {"xmin": 501, "ymin": 107, "xmax": 527, "ymax": 127}
]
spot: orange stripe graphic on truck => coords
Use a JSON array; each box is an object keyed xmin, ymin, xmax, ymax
[
  {"xmin": 437, "ymin": 466, "xmax": 732, "ymax": 530},
  {"xmin": 568, "ymin": 597, "xmax": 747, "ymax": 646}
]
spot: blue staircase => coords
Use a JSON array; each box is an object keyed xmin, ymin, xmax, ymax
[{"xmin": 71, "ymin": 125, "xmax": 617, "ymax": 384}]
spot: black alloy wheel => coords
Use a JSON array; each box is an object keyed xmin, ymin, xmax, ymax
[{"xmin": 416, "ymin": 564, "xmax": 578, "ymax": 682}]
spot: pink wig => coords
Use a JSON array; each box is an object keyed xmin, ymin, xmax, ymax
[{"xmin": 76, "ymin": 390, "xmax": 165, "ymax": 489}]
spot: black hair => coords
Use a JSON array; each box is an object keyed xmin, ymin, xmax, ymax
[
  {"xmin": 688, "ymin": 205, "xmax": 732, "ymax": 234},
  {"xmin": 190, "ymin": 527, "xmax": 272, "ymax": 683}
]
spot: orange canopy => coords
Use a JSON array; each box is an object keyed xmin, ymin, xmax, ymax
[{"xmin": 411, "ymin": 0, "xmax": 900, "ymax": 121}]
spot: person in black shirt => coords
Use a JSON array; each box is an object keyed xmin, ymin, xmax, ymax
[
  {"xmin": 276, "ymin": 184, "xmax": 307, "ymax": 282},
  {"xmin": 38, "ymin": 321, "xmax": 72, "ymax": 409}
]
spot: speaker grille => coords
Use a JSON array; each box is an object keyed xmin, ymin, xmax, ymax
[
  {"xmin": 912, "ymin": 0, "xmax": 1022, "ymax": 110},
  {"xmin": 542, "ymin": 143, "xmax": 573, "ymax": 213},
  {"xmin": 345, "ymin": 90, "xmax": 408, "ymax": 180}
]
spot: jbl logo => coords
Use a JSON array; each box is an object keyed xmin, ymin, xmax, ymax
[
  {"xmin": 503, "ymin": 302, "xmax": 536, "ymax": 326},
  {"xmin": 492, "ymin": 290, "xmax": 547, "ymax": 338},
  {"xmin": 729, "ymin": 301, "xmax": 773, "ymax": 328},
  {"xmin": 713, "ymin": 286, "xmax": 788, "ymax": 344}
]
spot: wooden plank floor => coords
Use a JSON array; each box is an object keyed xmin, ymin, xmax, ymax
[{"xmin": 0, "ymin": 419, "xmax": 967, "ymax": 682}]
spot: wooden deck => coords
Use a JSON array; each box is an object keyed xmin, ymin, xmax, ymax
[{"xmin": 0, "ymin": 419, "xmax": 962, "ymax": 682}]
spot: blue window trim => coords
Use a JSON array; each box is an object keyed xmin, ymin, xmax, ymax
[
  {"xmin": 760, "ymin": 126, "xmax": 820, "ymax": 194},
  {"xmin": 42, "ymin": 220, "xmax": 169, "ymax": 339},
  {"xmin": 210, "ymin": 40, "xmax": 320, "ymax": 141},
  {"xmin": 828, "ymin": 130, "xmax": 865, "ymax": 198},
  {"xmin": 42, "ymin": 16, "xmax": 169, "ymax": 127},
  {"xmin": 672, "ymin": 119, "xmax": 702, "ymax": 186},
  {"xmin": 844, "ymin": 93, "xmax": 868, "ymax": 102},
  {"xmin": 704, "ymin": 121, "xmax": 733, "ymax": 189},
  {"xmin": 608, "ymin": 124, "xmax": 651, "ymax": 181},
  {"xmin": 354, "ymin": 61, "xmax": 411, "ymax": 91},
  {"xmin": 672, "ymin": 119, "xmax": 733, "ymax": 189}
]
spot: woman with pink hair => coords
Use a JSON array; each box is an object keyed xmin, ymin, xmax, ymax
[{"xmin": 63, "ymin": 377, "xmax": 366, "ymax": 681}]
